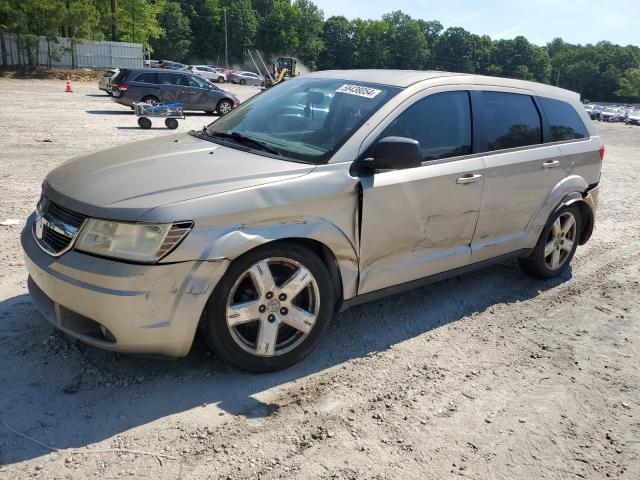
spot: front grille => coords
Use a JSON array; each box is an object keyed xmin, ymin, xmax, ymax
[
  {"xmin": 34, "ymin": 196, "xmax": 86, "ymax": 256},
  {"xmin": 46, "ymin": 201, "xmax": 85, "ymax": 229}
]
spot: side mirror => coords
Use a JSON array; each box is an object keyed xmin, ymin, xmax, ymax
[{"xmin": 372, "ymin": 136, "xmax": 422, "ymax": 171}]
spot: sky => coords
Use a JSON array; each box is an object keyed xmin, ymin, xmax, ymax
[{"xmin": 312, "ymin": 0, "xmax": 639, "ymax": 47}]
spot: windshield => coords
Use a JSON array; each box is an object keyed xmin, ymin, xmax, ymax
[{"xmin": 204, "ymin": 77, "xmax": 400, "ymax": 163}]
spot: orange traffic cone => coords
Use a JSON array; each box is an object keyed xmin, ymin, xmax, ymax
[{"xmin": 65, "ymin": 76, "xmax": 73, "ymax": 93}]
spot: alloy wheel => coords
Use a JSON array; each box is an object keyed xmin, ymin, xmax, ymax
[
  {"xmin": 225, "ymin": 257, "xmax": 320, "ymax": 357},
  {"xmin": 544, "ymin": 211, "xmax": 577, "ymax": 270}
]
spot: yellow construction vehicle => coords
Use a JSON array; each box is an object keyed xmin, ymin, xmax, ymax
[{"xmin": 266, "ymin": 56, "xmax": 300, "ymax": 87}]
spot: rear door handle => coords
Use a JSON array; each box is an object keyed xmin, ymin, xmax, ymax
[
  {"xmin": 456, "ymin": 173, "xmax": 483, "ymax": 184},
  {"xmin": 542, "ymin": 160, "xmax": 561, "ymax": 168}
]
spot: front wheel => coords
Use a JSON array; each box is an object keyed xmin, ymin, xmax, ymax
[
  {"xmin": 137, "ymin": 117, "xmax": 152, "ymax": 129},
  {"xmin": 141, "ymin": 95, "xmax": 159, "ymax": 105},
  {"xmin": 201, "ymin": 242, "xmax": 336, "ymax": 372},
  {"xmin": 165, "ymin": 118, "xmax": 178, "ymax": 129},
  {"xmin": 240, "ymin": 79, "xmax": 247, "ymax": 85},
  {"xmin": 518, "ymin": 205, "xmax": 581, "ymax": 279},
  {"xmin": 217, "ymin": 99, "xmax": 233, "ymax": 115},
  {"xmin": 217, "ymin": 76, "xmax": 225, "ymax": 83}
]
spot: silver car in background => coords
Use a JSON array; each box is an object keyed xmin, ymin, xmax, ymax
[
  {"xmin": 228, "ymin": 70, "xmax": 264, "ymax": 86},
  {"xmin": 98, "ymin": 68, "xmax": 119, "ymax": 95},
  {"xmin": 22, "ymin": 70, "xmax": 602, "ymax": 372}
]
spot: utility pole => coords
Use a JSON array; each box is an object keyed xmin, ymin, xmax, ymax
[
  {"xmin": 224, "ymin": 8, "xmax": 228, "ymax": 68},
  {"xmin": 110, "ymin": 0, "xmax": 117, "ymax": 41}
]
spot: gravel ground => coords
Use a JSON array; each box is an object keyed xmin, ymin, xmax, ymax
[{"xmin": 0, "ymin": 78, "xmax": 638, "ymax": 480}]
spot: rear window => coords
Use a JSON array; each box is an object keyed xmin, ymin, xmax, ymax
[
  {"xmin": 540, "ymin": 97, "xmax": 589, "ymax": 142},
  {"xmin": 134, "ymin": 72, "xmax": 158, "ymax": 84},
  {"xmin": 483, "ymin": 92, "xmax": 542, "ymax": 151},
  {"xmin": 113, "ymin": 69, "xmax": 129, "ymax": 83}
]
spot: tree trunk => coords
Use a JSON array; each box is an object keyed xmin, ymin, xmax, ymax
[
  {"xmin": 111, "ymin": 0, "xmax": 118, "ymax": 41},
  {"xmin": 0, "ymin": 34, "xmax": 8, "ymax": 68}
]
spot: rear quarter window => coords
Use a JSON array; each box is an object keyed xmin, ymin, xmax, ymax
[{"xmin": 539, "ymin": 97, "xmax": 589, "ymax": 142}]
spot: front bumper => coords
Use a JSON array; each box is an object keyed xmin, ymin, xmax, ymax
[{"xmin": 21, "ymin": 215, "xmax": 229, "ymax": 357}]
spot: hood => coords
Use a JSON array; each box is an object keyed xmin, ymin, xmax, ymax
[{"xmin": 43, "ymin": 133, "xmax": 315, "ymax": 221}]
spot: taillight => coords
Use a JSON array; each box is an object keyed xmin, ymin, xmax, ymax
[
  {"xmin": 232, "ymin": 99, "xmax": 238, "ymax": 108},
  {"xmin": 599, "ymin": 145, "xmax": 605, "ymax": 161},
  {"xmin": 114, "ymin": 83, "xmax": 129, "ymax": 91}
]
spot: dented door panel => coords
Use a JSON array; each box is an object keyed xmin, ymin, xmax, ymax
[{"xmin": 358, "ymin": 157, "xmax": 485, "ymax": 294}]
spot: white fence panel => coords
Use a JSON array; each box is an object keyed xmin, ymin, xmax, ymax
[{"xmin": 0, "ymin": 34, "xmax": 143, "ymax": 69}]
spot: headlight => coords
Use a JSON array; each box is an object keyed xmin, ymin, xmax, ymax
[{"xmin": 75, "ymin": 219, "xmax": 192, "ymax": 262}]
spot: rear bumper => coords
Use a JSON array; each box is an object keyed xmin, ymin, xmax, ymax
[
  {"xmin": 580, "ymin": 184, "xmax": 600, "ymax": 245},
  {"xmin": 21, "ymin": 215, "xmax": 229, "ymax": 357},
  {"xmin": 111, "ymin": 93, "xmax": 133, "ymax": 107}
]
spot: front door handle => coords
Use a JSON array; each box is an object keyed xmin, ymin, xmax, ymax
[
  {"xmin": 456, "ymin": 173, "xmax": 483, "ymax": 184},
  {"xmin": 542, "ymin": 160, "xmax": 561, "ymax": 168}
]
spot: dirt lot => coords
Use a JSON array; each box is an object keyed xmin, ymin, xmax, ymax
[{"xmin": 0, "ymin": 78, "xmax": 638, "ymax": 480}]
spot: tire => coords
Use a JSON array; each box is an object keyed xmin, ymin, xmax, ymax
[
  {"xmin": 165, "ymin": 118, "xmax": 178, "ymax": 129},
  {"xmin": 137, "ymin": 117, "xmax": 152, "ymax": 129},
  {"xmin": 518, "ymin": 205, "xmax": 582, "ymax": 279},
  {"xmin": 240, "ymin": 79, "xmax": 246, "ymax": 85},
  {"xmin": 217, "ymin": 77, "xmax": 225, "ymax": 83},
  {"xmin": 201, "ymin": 242, "xmax": 336, "ymax": 372},
  {"xmin": 217, "ymin": 99, "xmax": 233, "ymax": 115},
  {"xmin": 141, "ymin": 95, "xmax": 159, "ymax": 105}
]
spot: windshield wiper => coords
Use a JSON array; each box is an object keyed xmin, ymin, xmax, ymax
[{"xmin": 207, "ymin": 130, "xmax": 282, "ymax": 156}]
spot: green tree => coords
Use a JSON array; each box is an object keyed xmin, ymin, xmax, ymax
[
  {"xmin": 350, "ymin": 19, "xmax": 389, "ymax": 68},
  {"xmin": 255, "ymin": 0, "xmax": 299, "ymax": 58},
  {"xmin": 617, "ymin": 68, "xmax": 640, "ymax": 100},
  {"xmin": 116, "ymin": 0, "xmax": 164, "ymax": 48},
  {"xmin": 151, "ymin": 1, "xmax": 191, "ymax": 61},
  {"xmin": 383, "ymin": 11, "xmax": 428, "ymax": 70},
  {"xmin": 222, "ymin": 0, "xmax": 257, "ymax": 60},
  {"xmin": 292, "ymin": 0, "xmax": 323, "ymax": 69},
  {"xmin": 319, "ymin": 15, "xmax": 353, "ymax": 69}
]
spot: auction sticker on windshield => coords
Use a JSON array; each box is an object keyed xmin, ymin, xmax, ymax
[{"xmin": 336, "ymin": 84, "xmax": 382, "ymax": 99}]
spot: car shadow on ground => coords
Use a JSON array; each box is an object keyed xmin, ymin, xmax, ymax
[
  {"xmin": 0, "ymin": 260, "xmax": 571, "ymax": 465},
  {"xmin": 85, "ymin": 94, "xmax": 111, "ymax": 98},
  {"xmin": 85, "ymin": 110, "xmax": 133, "ymax": 115}
]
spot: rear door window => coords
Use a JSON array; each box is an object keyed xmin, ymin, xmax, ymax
[
  {"xmin": 134, "ymin": 72, "xmax": 158, "ymax": 84},
  {"xmin": 482, "ymin": 92, "xmax": 542, "ymax": 151},
  {"xmin": 159, "ymin": 73, "xmax": 188, "ymax": 86},
  {"xmin": 381, "ymin": 91, "xmax": 472, "ymax": 161},
  {"xmin": 539, "ymin": 97, "xmax": 589, "ymax": 142}
]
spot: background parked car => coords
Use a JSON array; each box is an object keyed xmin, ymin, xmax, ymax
[
  {"xmin": 98, "ymin": 68, "xmax": 119, "ymax": 95},
  {"xmin": 181, "ymin": 65, "xmax": 226, "ymax": 83},
  {"xmin": 601, "ymin": 106, "xmax": 625, "ymax": 122},
  {"xmin": 228, "ymin": 70, "xmax": 264, "ymax": 86},
  {"xmin": 111, "ymin": 68, "xmax": 239, "ymax": 115},
  {"xmin": 158, "ymin": 60, "xmax": 187, "ymax": 70},
  {"xmin": 626, "ymin": 109, "xmax": 640, "ymax": 125},
  {"xmin": 583, "ymin": 104, "xmax": 595, "ymax": 117}
]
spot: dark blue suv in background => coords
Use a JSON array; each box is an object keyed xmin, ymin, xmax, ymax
[{"xmin": 111, "ymin": 68, "xmax": 240, "ymax": 115}]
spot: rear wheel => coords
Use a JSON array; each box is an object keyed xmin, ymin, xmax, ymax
[
  {"xmin": 217, "ymin": 76, "xmax": 225, "ymax": 83},
  {"xmin": 240, "ymin": 79, "xmax": 247, "ymax": 85},
  {"xmin": 518, "ymin": 205, "xmax": 581, "ymax": 279},
  {"xmin": 165, "ymin": 118, "xmax": 178, "ymax": 129},
  {"xmin": 201, "ymin": 242, "xmax": 336, "ymax": 372},
  {"xmin": 217, "ymin": 99, "xmax": 233, "ymax": 115}
]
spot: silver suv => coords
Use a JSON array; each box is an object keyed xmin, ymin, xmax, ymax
[{"xmin": 22, "ymin": 70, "xmax": 602, "ymax": 372}]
